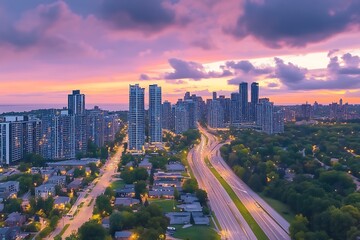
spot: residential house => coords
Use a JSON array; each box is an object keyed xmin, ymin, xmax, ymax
[
  {"xmin": 115, "ymin": 231, "xmax": 132, "ymax": 240},
  {"xmin": 47, "ymin": 175, "xmax": 66, "ymax": 186},
  {"xmin": 54, "ymin": 196, "xmax": 70, "ymax": 209},
  {"xmin": 114, "ymin": 198, "xmax": 140, "ymax": 207},
  {"xmin": 5, "ymin": 213, "xmax": 26, "ymax": 227},
  {"xmin": 35, "ymin": 184, "xmax": 56, "ymax": 199},
  {"xmin": 0, "ymin": 181, "xmax": 19, "ymax": 201}
]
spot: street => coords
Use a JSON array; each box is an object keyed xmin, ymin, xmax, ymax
[
  {"xmin": 47, "ymin": 145, "xmax": 123, "ymax": 239},
  {"xmin": 199, "ymin": 126, "xmax": 290, "ymax": 240}
]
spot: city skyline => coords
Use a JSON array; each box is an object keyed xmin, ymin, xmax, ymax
[{"xmin": 0, "ymin": 1, "xmax": 359, "ymax": 106}]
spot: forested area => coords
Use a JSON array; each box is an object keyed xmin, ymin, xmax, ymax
[{"xmin": 221, "ymin": 123, "xmax": 360, "ymax": 240}]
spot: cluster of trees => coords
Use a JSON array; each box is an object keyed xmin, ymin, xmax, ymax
[
  {"xmin": 71, "ymin": 203, "xmax": 169, "ymax": 240},
  {"xmin": 180, "ymin": 179, "xmax": 209, "ymax": 215},
  {"xmin": 169, "ymin": 129, "xmax": 201, "ymax": 152},
  {"xmin": 221, "ymin": 124, "xmax": 360, "ymax": 239},
  {"xmin": 1, "ymin": 173, "xmax": 43, "ymax": 195},
  {"xmin": 120, "ymin": 167, "xmax": 149, "ymax": 184}
]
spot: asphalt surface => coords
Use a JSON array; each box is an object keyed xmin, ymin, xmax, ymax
[
  {"xmin": 189, "ymin": 134, "xmax": 257, "ymax": 240},
  {"xmin": 200, "ymin": 126, "xmax": 290, "ymax": 240}
]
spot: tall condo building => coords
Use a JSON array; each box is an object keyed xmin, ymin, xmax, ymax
[
  {"xmin": 149, "ymin": 84, "xmax": 162, "ymax": 143},
  {"xmin": 256, "ymin": 98, "xmax": 274, "ymax": 134},
  {"xmin": 230, "ymin": 93, "xmax": 240, "ymax": 125},
  {"xmin": 68, "ymin": 90, "xmax": 85, "ymax": 115},
  {"xmin": 239, "ymin": 82, "xmax": 248, "ymax": 121},
  {"xmin": 128, "ymin": 84, "xmax": 145, "ymax": 151},
  {"xmin": 207, "ymin": 100, "xmax": 224, "ymax": 128},
  {"xmin": 162, "ymin": 101, "xmax": 172, "ymax": 130},
  {"xmin": 0, "ymin": 116, "xmax": 41, "ymax": 164},
  {"xmin": 250, "ymin": 82, "xmax": 259, "ymax": 121}
]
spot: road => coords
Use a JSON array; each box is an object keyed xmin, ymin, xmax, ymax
[
  {"xmin": 189, "ymin": 134, "xmax": 257, "ymax": 240},
  {"xmin": 47, "ymin": 145, "xmax": 122, "ymax": 239},
  {"xmin": 200, "ymin": 126, "xmax": 290, "ymax": 240}
]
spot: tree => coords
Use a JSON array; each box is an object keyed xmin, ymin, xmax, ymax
[
  {"xmin": 173, "ymin": 188, "xmax": 180, "ymax": 200},
  {"xmin": 182, "ymin": 179, "xmax": 198, "ymax": 193},
  {"xmin": 49, "ymin": 215, "xmax": 59, "ymax": 229},
  {"xmin": 248, "ymin": 174, "xmax": 263, "ymax": 192},
  {"xmin": 134, "ymin": 181, "xmax": 147, "ymax": 200},
  {"xmin": 290, "ymin": 214, "xmax": 309, "ymax": 240},
  {"xmin": 4, "ymin": 198, "xmax": 21, "ymax": 213},
  {"xmin": 134, "ymin": 168, "xmax": 149, "ymax": 181},
  {"xmin": 195, "ymin": 189, "xmax": 208, "ymax": 205},
  {"xmin": 18, "ymin": 162, "xmax": 30, "ymax": 172},
  {"xmin": 104, "ymin": 187, "xmax": 115, "ymax": 198},
  {"xmin": 78, "ymin": 221, "xmax": 107, "ymax": 240},
  {"xmin": 95, "ymin": 195, "xmax": 112, "ymax": 216},
  {"xmin": 88, "ymin": 162, "xmax": 99, "ymax": 176}
]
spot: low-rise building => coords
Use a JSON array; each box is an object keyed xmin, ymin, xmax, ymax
[
  {"xmin": 115, "ymin": 231, "xmax": 132, "ymax": 240},
  {"xmin": 5, "ymin": 212, "xmax": 26, "ymax": 227},
  {"xmin": 114, "ymin": 198, "xmax": 140, "ymax": 207},
  {"xmin": 102, "ymin": 217, "xmax": 110, "ymax": 229},
  {"xmin": 153, "ymin": 172, "xmax": 184, "ymax": 181},
  {"xmin": 0, "ymin": 181, "xmax": 19, "ymax": 201},
  {"xmin": 47, "ymin": 175, "xmax": 66, "ymax": 186},
  {"xmin": 0, "ymin": 227, "xmax": 20, "ymax": 240},
  {"xmin": 54, "ymin": 196, "xmax": 70, "ymax": 209},
  {"xmin": 138, "ymin": 157, "xmax": 152, "ymax": 171},
  {"xmin": 67, "ymin": 178, "xmax": 82, "ymax": 190},
  {"xmin": 180, "ymin": 194, "xmax": 199, "ymax": 204},
  {"xmin": 153, "ymin": 180, "xmax": 181, "ymax": 188},
  {"xmin": 35, "ymin": 184, "xmax": 56, "ymax": 199},
  {"xmin": 192, "ymin": 212, "xmax": 210, "ymax": 225},
  {"xmin": 178, "ymin": 202, "xmax": 202, "ymax": 212},
  {"xmin": 165, "ymin": 212, "xmax": 191, "ymax": 225},
  {"xmin": 166, "ymin": 163, "xmax": 185, "ymax": 172}
]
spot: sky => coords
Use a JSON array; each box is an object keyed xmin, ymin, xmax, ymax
[{"xmin": 0, "ymin": 0, "xmax": 359, "ymax": 109}]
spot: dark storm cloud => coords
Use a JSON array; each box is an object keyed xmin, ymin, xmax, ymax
[
  {"xmin": 227, "ymin": 0, "xmax": 360, "ymax": 48},
  {"xmin": 98, "ymin": 0, "xmax": 179, "ymax": 32}
]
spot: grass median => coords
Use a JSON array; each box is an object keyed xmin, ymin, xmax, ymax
[
  {"xmin": 205, "ymin": 158, "xmax": 268, "ymax": 240},
  {"xmin": 55, "ymin": 224, "xmax": 70, "ymax": 239}
]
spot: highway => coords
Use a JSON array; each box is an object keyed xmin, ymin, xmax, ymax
[
  {"xmin": 189, "ymin": 134, "xmax": 257, "ymax": 240},
  {"xmin": 47, "ymin": 144, "xmax": 122, "ymax": 239},
  {"xmin": 199, "ymin": 126, "xmax": 290, "ymax": 240}
]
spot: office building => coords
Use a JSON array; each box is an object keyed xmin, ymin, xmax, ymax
[
  {"xmin": 128, "ymin": 84, "xmax": 145, "ymax": 151},
  {"xmin": 149, "ymin": 84, "xmax": 162, "ymax": 143},
  {"xmin": 68, "ymin": 90, "xmax": 85, "ymax": 115},
  {"xmin": 239, "ymin": 82, "xmax": 248, "ymax": 121}
]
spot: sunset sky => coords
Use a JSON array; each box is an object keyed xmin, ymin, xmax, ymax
[{"xmin": 0, "ymin": 0, "xmax": 359, "ymax": 108}]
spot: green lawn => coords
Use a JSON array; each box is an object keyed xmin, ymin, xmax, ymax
[
  {"xmin": 259, "ymin": 193, "xmax": 295, "ymax": 223},
  {"xmin": 179, "ymin": 151, "xmax": 195, "ymax": 179},
  {"xmin": 205, "ymin": 158, "xmax": 268, "ymax": 240},
  {"xmin": 149, "ymin": 199, "xmax": 179, "ymax": 212},
  {"xmin": 173, "ymin": 225, "xmax": 220, "ymax": 240},
  {"xmin": 110, "ymin": 180, "xmax": 125, "ymax": 189},
  {"xmin": 55, "ymin": 224, "xmax": 70, "ymax": 238}
]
